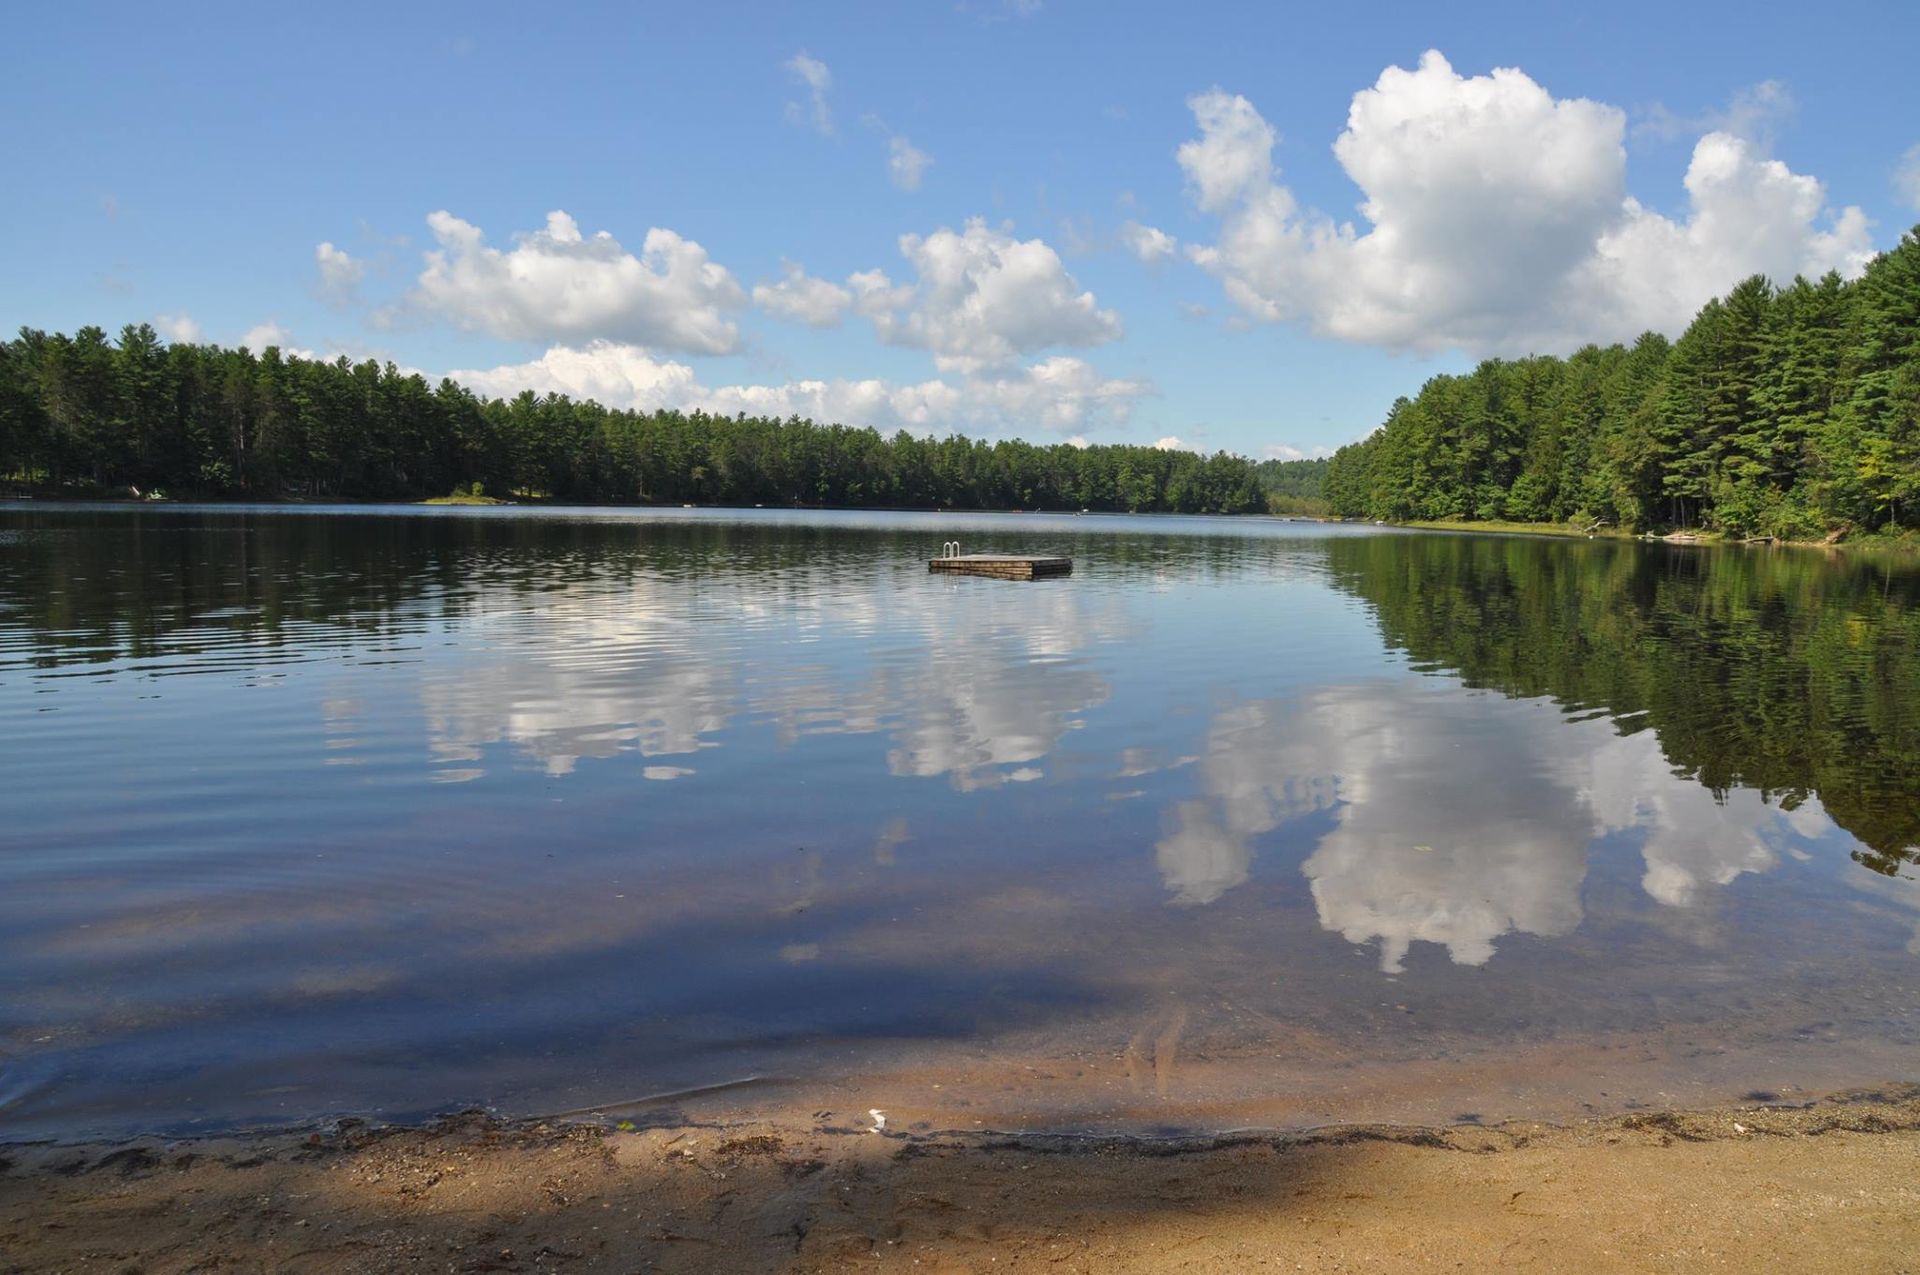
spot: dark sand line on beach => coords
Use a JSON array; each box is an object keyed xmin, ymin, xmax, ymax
[{"xmin": 5, "ymin": 1085, "xmax": 1919, "ymax": 1273}]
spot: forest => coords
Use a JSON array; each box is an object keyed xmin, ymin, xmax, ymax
[
  {"xmin": 1252, "ymin": 456, "xmax": 1329, "ymax": 514},
  {"xmin": 1323, "ymin": 227, "xmax": 1920, "ymax": 538},
  {"xmin": 0, "ymin": 328, "xmax": 1266, "ymax": 515},
  {"xmin": 10, "ymin": 228, "xmax": 1915, "ymax": 529}
]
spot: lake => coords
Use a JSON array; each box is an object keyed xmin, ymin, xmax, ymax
[{"xmin": 1, "ymin": 504, "xmax": 1916, "ymax": 1142}]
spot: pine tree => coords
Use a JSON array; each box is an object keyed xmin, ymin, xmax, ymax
[{"xmin": 1831, "ymin": 229, "xmax": 1920, "ymax": 528}]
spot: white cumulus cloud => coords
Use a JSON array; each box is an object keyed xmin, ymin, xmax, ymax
[
  {"xmin": 153, "ymin": 312, "xmax": 201, "ymax": 343},
  {"xmin": 1118, "ymin": 220, "xmax": 1177, "ymax": 264},
  {"xmin": 240, "ymin": 321, "xmax": 293, "ymax": 351},
  {"xmin": 888, "ymin": 135, "xmax": 932, "ymax": 191},
  {"xmin": 1178, "ymin": 89, "xmax": 1279, "ymax": 214},
  {"xmin": 315, "ymin": 241, "xmax": 366, "ymax": 303},
  {"xmin": 1634, "ymin": 80, "xmax": 1796, "ymax": 147},
  {"xmin": 236, "ymin": 321, "xmax": 326, "ymax": 361},
  {"xmin": 785, "ymin": 51, "xmax": 833, "ymax": 135},
  {"xmin": 1897, "ymin": 143, "xmax": 1920, "ymax": 213},
  {"xmin": 1180, "ymin": 51, "xmax": 1873, "ymax": 357},
  {"xmin": 447, "ymin": 342, "xmax": 1149, "ymax": 437},
  {"xmin": 854, "ymin": 218, "xmax": 1122, "ymax": 372},
  {"xmin": 451, "ymin": 342, "xmax": 699, "ymax": 409},
  {"xmin": 961, "ymin": 356, "xmax": 1152, "ymax": 432},
  {"xmin": 1579, "ymin": 132, "xmax": 1874, "ymax": 341},
  {"xmin": 410, "ymin": 210, "xmax": 746, "ymax": 354},
  {"xmin": 752, "ymin": 261, "xmax": 853, "ymax": 327}
]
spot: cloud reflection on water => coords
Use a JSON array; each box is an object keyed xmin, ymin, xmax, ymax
[
  {"xmin": 1156, "ymin": 681, "xmax": 1858, "ymax": 972},
  {"xmin": 394, "ymin": 556, "xmax": 1889, "ymax": 977},
  {"xmin": 412, "ymin": 567, "xmax": 1125, "ymax": 791},
  {"xmin": 7, "ymin": 509, "xmax": 1920, "ymax": 1141}
]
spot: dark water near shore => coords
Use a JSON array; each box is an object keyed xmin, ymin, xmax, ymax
[{"xmin": 2, "ymin": 504, "xmax": 1916, "ymax": 1141}]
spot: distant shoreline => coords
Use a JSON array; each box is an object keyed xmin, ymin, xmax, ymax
[
  {"xmin": 1385, "ymin": 516, "xmax": 1920, "ymax": 553},
  {"xmin": 0, "ymin": 492, "xmax": 1290, "ymax": 519},
  {"xmin": 7, "ymin": 495, "xmax": 1915, "ymax": 551}
]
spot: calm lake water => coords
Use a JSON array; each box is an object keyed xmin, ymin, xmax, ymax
[{"xmin": 2, "ymin": 504, "xmax": 1916, "ymax": 1141}]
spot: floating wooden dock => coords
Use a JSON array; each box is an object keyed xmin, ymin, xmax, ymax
[{"xmin": 928, "ymin": 553, "xmax": 1073, "ymax": 580}]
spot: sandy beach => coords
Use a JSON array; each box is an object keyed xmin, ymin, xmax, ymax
[{"xmin": 5, "ymin": 1086, "xmax": 1918, "ymax": 1273}]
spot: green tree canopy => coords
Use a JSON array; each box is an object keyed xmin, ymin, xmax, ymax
[{"xmin": 1325, "ymin": 227, "xmax": 1920, "ymax": 537}]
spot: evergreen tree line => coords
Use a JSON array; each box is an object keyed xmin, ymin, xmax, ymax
[
  {"xmin": 1323, "ymin": 227, "xmax": 1920, "ymax": 538},
  {"xmin": 1252, "ymin": 456, "xmax": 1330, "ymax": 514},
  {"xmin": 0, "ymin": 328, "xmax": 1266, "ymax": 515}
]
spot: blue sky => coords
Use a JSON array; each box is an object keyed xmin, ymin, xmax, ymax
[{"xmin": 4, "ymin": 0, "xmax": 1917, "ymax": 459}]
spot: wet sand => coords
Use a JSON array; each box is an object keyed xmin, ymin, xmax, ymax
[{"xmin": 4, "ymin": 1086, "xmax": 1918, "ymax": 1273}]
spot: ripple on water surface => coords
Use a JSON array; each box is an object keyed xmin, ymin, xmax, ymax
[{"xmin": 0, "ymin": 504, "xmax": 1916, "ymax": 1140}]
